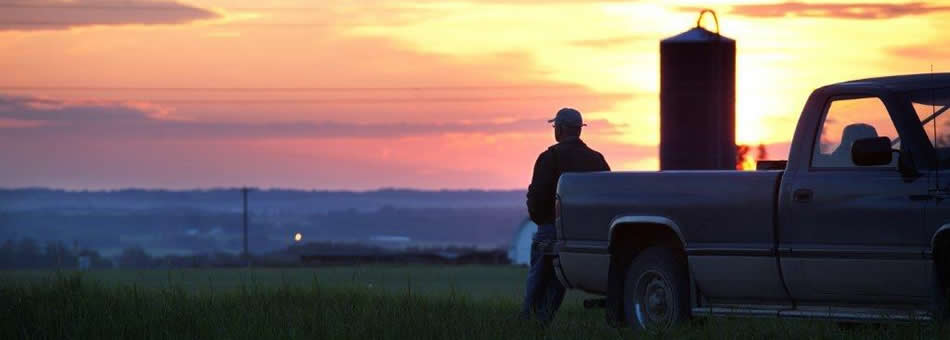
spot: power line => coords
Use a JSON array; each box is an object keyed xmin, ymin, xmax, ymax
[{"xmin": 242, "ymin": 187, "xmax": 249, "ymax": 268}]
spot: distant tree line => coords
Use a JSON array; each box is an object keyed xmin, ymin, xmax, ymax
[
  {"xmin": 291, "ymin": 241, "xmax": 510, "ymax": 266},
  {"xmin": 0, "ymin": 239, "xmax": 112, "ymax": 269},
  {"xmin": 114, "ymin": 246, "xmax": 249, "ymax": 268},
  {"xmin": 0, "ymin": 239, "xmax": 245, "ymax": 270},
  {"xmin": 0, "ymin": 238, "xmax": 514, "ymax": 270},
  {"xmin": 0, "ymin": 205, "xmax": 525, "ymax": 257}
]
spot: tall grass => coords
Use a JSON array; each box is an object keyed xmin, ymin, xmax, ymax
[{"xmin": 1, "ymin": 271, "xmax": 947, "ymax": 339}]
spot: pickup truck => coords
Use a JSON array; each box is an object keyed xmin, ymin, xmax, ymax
[{"xmin": 552, "ymin": 73, "xmax": 950, "ymax": 329}]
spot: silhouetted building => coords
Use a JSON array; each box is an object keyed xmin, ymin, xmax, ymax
[
  {"xmin": 508, "ymin": 218, "xmax": 536, "ymax": 265},
  {"xmin": 660, "ymin": 11, "xmax": 736, "ymax": 170}
]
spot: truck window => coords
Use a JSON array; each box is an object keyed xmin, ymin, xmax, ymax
[
  {"xmin": 911, "ymin": 88, "xmax": 950, "ymax": 169},
  {"xmin": 812, "ymin": 97, "xmax": 899, "ymax": 168}
]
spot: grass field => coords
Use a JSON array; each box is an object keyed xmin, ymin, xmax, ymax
[{"xmin": 2, "ymin": 265, "xmax": 948, "ymax": 339}]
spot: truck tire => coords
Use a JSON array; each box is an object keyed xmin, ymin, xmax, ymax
[
  {"xmin": 932, "ymin": 267, "xmax": 948, "ymax": 321},
  {"xmin": 622, "ymin": 246, "xmax": 689, "ymax": 330},
  {"xmin": 934, "ymin": 245, "xmax": 950, "ymax": 321}
]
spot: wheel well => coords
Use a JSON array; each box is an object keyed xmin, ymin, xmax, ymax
[
  {"xmin": 608, "ymin": 222, "xmax": 687, "ymax": 284},
  {"xmin": 609, "ymin": 222, "xmax": 685, "ymax": 258}
]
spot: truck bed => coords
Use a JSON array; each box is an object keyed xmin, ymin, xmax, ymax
[
  {"xmin": 556, "ymin": 170, "xmax": 784, "ymax": 293},
  {"xmin": 558, "ymin": 170, "xmax": 783, "ymax": 245}
]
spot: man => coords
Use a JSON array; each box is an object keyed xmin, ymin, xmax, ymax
[{"xmin": 522, "ymin": 107, "xmax": 610, "ymax": 323}]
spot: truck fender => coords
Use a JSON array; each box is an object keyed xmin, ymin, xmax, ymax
[
  {"xmin": 932, "ymin": 224, "xmax": 950, "ymax": 318},
  {"xmin": 933, "ymin": 224, "xmax": 950, "ymax": 252},
  {"xmin": 605, "ymin": 216, "xmax": 688, "ymax": 326}
]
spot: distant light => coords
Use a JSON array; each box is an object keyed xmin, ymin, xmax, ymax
[{"xmin": 294, "ymin": 232, "xmax": 302, "ymax": 242}]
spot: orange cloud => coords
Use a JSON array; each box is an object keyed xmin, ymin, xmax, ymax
[
  {"xmin": 890, "ymin": 44, "xmax": 950, "ymax": 60},
  {"xmin": 569, "ymin": 35, "xmax": 650, "ymax": 49},
  {"xmin": 707, "ymin": 1, "xmax": 950, "ymax": 20}
]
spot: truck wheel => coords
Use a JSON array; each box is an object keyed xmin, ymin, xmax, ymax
[{"xmin": 622, "ymin": 246, "xmax": 689, "ymax": 330}]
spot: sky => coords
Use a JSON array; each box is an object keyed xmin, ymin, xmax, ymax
[{"xmin": 0, "ymin": 0, "xmax": 947, "ymax": 190}]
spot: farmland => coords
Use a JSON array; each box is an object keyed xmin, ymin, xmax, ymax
[{"xmin": 2, "ymin": 265, "xmax": 947, "ymax": 339}]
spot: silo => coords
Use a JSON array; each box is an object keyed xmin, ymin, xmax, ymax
[{"xmin": 660, "ymin": 10, "xmax": 736, "ymax": 170}]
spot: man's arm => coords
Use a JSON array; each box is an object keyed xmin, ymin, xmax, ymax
[
  {"xmin": 526, "ymin": 150, "xmax": 557, "ymax": 225},
  {"xmin": 600, "ymin": 153, "xmax": 611, "ymax": 171}
]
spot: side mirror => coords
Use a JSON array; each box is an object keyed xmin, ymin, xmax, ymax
[{"xmin": 851, "ymin": 137, "xmax": 893, "ymax": 166}]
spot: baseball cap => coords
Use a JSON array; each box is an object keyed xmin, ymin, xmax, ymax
[{"xmin": 548, "ymin": 108, "xmax": 586, "ymax": 127}]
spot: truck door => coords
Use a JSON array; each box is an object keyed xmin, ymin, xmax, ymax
[
  {"xmin": 780, "ymin": 96, "xmax": 929, "ymax": 303},
  {"xmin": 913, "ymin": 88, "xmax": 950, "ymax": 303}
]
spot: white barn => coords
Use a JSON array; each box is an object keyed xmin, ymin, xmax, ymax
[{"xmin": 507, "ymin": 218, "xmax": 537, "ymax": 265}]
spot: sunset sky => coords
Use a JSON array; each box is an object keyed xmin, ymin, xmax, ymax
[{"xmin": 1, "ymin": 0, "xmax": 947, "ymax": 190}]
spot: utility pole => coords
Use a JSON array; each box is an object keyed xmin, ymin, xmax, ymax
[{"xmin": 242, "ymin": 187, "xmax": 250, "ymax": 267}]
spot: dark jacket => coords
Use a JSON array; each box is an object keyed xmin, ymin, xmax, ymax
[{"xmin": 527, "ymin": 137, "xmax": 610, "ymax": 226}]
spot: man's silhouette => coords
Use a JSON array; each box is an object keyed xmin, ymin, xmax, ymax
[{"xmin": 522, "ymin": 107, "xmax": 610, "ymax": 323}]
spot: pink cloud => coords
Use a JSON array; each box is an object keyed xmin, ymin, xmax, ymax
[
  {"xmin": 0, "ymin": 93, "xmax": 626, "ymax": 139},
  {"xmin": 0, "ymin": 128, "xmax": 651, "ymax": 190},
  {"xmin": 0, "ymin": 118, "xmax": 46, "ymax": 128},
  {"xmin": 0, "ymin": 0, "xmax": 218, "ymax": 31},
  {"xmin": 0, "ymin": 91, "xmax": 642, "ymax": 190}
]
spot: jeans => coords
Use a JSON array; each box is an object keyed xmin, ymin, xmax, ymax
[{"xmin": 520, "ymin": 224, "xmax": 566, "ymax": 323}]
